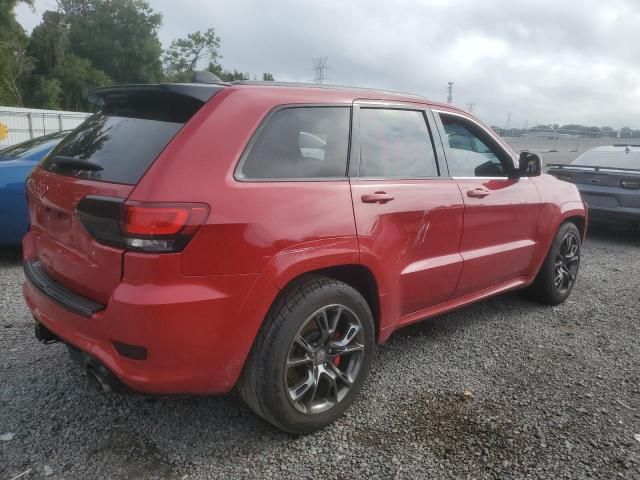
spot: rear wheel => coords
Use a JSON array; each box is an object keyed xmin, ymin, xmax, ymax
[
  {"xmin": 237, "ymin": 275, "xmax": 375, "ymax": 434},
  {"xmin": 528, "ymin": 222, "xmax": 581, "ymax": 305}
]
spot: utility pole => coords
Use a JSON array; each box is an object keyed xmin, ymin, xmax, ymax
[
  {"xmin": 447, "ymin": 82, "xmax": 453, "ymax": 104},
  {"xmin": 312, "ymin": 57, "xmax": 329, "ymax": 84},
  {"xmin": 466, "ymin": 102, "xmax": 475, "ymax": 113},
  {"xmin": 506, "ymin": 113, "xmax": 512, "ymax": 130}
]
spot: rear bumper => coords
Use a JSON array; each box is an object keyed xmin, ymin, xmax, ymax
[
  {"xmin": 586, "ymin": 206, "xmax": 640, "ymax": 224},
  {"xmin": 577, "ymin": 185, "xmax": 640, "ymax": 224},
  {"xmin": 23, "ymin": 251, "xmax": 279, "ymax": 395}
]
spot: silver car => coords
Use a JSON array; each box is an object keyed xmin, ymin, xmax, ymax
[{"xmin": 547, "ymin": 145, "xmax": 640, "ymax": 227}]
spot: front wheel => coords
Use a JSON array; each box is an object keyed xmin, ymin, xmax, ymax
[
  {"xmin": 237, "ymin": 275, "xmax": 375, "ymax": 434},
  {"xmin": 528, "ymin": 222, "xmax": 582, "ymax": 305}
]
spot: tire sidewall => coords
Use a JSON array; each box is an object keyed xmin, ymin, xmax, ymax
[
  {"xmin": 259, "ymin": 282, "xmax": 375, "ymax": 434},
  {"xmin": 543, "ymin": 222, "xmax": 581, "ymax": 304}
]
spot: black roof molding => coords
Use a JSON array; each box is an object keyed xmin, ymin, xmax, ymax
[{"xmin": 88, "ymin": 83, "xmax": 226, "ymax": 105}]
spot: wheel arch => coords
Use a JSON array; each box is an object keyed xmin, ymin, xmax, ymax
[
  {"xmin": 265, "ymin": 263, "xmax": 382, "ymax": 343},
  {"xmin": 528, "ymin": 201, "xmax": 587, "ymax": 282},
  {"xmin": 563, "ymin": 214, "xmax": 587, "ymax": 240},
  {"xmin": 310, "ymin": 264, "xmax": 381, "ymax": 341}
]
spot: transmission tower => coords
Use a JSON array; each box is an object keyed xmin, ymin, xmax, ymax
[
  {"xmin": 466, "ymin": 102, "xmax": 475, "ymax": 113},
  {"xmin": 312, "ymin": 57, "xmax": 330, "ymax": 84},
  {"xmin": 447, "ymin": 82, "xmax": 453, "ymax": 104}
]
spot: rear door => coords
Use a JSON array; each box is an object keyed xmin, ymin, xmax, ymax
[
  {"xmin": 350, "ymin": 103, "xmax": 464, "ymax": 317},
  {"xmin": 433, "ymin": 110, "xmax": 541, "ymax": 297},
  {"xmin": 25, "ymin": 87, "xmax": 213, "ymax": 304}
]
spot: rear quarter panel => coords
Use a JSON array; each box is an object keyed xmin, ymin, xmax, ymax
[{"xmin": 127, "ymin": 87, "xmax": 361, "ymax": 386}]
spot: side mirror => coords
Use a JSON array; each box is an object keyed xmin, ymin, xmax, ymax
[{"xmin": 517, "ymin": 151, "xmax": 542, "ymax": 177}]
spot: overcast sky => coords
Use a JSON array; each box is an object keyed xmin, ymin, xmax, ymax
[{"xmin": 15, "ymin": 0, "xmax": 640, "ymax": 128}]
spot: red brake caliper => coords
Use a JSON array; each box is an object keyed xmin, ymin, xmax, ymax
[{"xmin": 332, "ymin": 331, "xmax": 341, "ymax": 367}]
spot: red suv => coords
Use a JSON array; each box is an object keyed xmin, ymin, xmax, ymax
[{"xmin": 23, "ymin": 79, "xmax": 587, "ymax": 433}]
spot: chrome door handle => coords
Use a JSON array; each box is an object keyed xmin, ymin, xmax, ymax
[
  {"xmin": 467, "ymin": 188, "xmax": 490, "ymax": 198},
  {"xmin": 361, "ymin": 192, "xmax": 395, "ymax": 204}
]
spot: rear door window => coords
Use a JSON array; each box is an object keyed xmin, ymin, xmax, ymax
[
  {"xmin": 41, "ymin": 92, "xmax": 204, "ymax": 185},
  {"xmin": 239, "ymin": 107, "xmax": 350, "ymax": 179},
  {"xmin": 356, "ymin": 108, "xmax": 439, "ymax": 178}
]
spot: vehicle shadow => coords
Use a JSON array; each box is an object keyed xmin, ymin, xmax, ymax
[
  {"xmin": 586, "ymin": 222, "xmax": 639, "ymax": 247},
  {"xmin": 0, "ymin": 246, "xmax": 22, "ymax": 267}
]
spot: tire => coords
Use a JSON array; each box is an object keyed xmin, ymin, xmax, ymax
[
  {"xmin": 528, "ymin": 222, "xmax": 581, "ymax": 305},
  {"xmin": 237, "ymin": 274, "xmax": 375, "ymax": 434}
]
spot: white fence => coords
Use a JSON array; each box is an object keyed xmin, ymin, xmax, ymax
[{"xmin": 0, "ymin": 106, "xmax": 91, "ymax": 147}]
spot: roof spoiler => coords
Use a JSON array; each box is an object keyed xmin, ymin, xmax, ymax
[{"xmin": 88, "ymin": 81, "xmax": 226, "ymax": 106}]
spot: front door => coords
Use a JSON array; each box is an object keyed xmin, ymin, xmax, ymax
[
  {"xmin": 350, "ymin": 103, "xmax": 465, "ymax": 318},
  {"xmin": 434, "ymin": 110, "xmax": 541, "ymax": 297}
]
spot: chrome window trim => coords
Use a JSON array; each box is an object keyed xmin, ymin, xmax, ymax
[
  {"xmin": 452, "ymin": 176, "xmax": 529, "ymax": 180},
  {"xmin": 432, "ymin": 108, "xmax": 519, "ymax": 168}
]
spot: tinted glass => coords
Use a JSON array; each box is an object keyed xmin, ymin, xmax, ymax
[
  {"xmin": 42, "ymin": 92, "xmax": 203, "ymax": 184},
  {"xmin": 440, "ymin": 114, "xmax": 508, "ymax": 177},
  {"xmin": 358, "ymin": 109, "xmax": 438, "ymax": 178},
  {"xmin": 0, "ymin": 131, "xmax": 67, "ymax": 160},
  {"xmin": 572, "ymin": 148, "xmax": 640, "ymax": 169},
  {"xmin": 242, "ymin": 107, "xmax": 350, "ymax": 179}
]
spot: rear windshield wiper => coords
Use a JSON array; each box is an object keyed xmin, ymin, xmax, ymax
[{"xmin": 49, "ymin": 155, "xmax": 103, "ymax": 171}]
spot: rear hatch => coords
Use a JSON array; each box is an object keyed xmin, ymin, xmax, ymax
[{"xmin": 26, "ymin": 84, "xmax": 222, "ymax": 304}]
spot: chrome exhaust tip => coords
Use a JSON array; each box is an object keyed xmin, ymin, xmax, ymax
[{"xmin": 86, "ymin": 366, "xmax": 113, "ymax": 393}]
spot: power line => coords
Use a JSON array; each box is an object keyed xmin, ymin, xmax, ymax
[{"xmin": 312, "ymin": 57, "xmax": 330, "ymax": 84}]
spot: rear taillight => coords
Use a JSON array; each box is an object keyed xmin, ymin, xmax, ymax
[{"xmin": 76, "ymin": 196, "xmax": 209, "ymax": 253}]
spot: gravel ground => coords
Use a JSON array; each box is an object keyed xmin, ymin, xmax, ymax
[{"xmin": 1, "ymin": 226, "xmax": 639, "ymax": 480}]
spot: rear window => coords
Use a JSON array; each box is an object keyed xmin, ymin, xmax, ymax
[
  {"xmin": 572, "ymin": 148, "xmax": 640, "ymax": 170},
  {"xmin": 239, "ymin": 106, "xmax": 350, "ymax": 179},
  {"xmin": 41, "ymin": 92, "xmax": 204, "ymax": 184}
]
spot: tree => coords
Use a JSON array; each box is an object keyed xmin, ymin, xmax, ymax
[
  {"xmin": 22, "ymin": 6, "xmax": 110, "ymax": 110},
  {"xmin": 207, "ymin": 62, "xmax": 248, "ymax": 82},
  {"xmin": 28, "ymin": 10, "xmax": 69, "ymax": 74},
  {"xmin": 53, "ymin": 55, "xmax": 110, "ymax": 110},
  {"xmin": 0, "ymin": 0, "xmax": 33, "ymax": 32},
  {"xmin": 31, "ymin": 76, "xmax": 63, "ymax": 109},
  {"xmin": 68, "ymin": 0, "xmax": 163, "ymax": 83},
  {"xmin": 0, "ymin": 0, "xmax": 34, "ymax": 105},
  {"xmin": 55, "ymin": 0, "xmax": 93, "ymax": 17},
  {"xmin": 262, "ymin": 73, "xmax": 274, "ymax": 81},
  {"xmin": 163, "ymin": 28, "xmax": 220, "ymax": 80},
  {"xmin": 0, "ymin": 36, "xmax": 34, "ymax": 105}
]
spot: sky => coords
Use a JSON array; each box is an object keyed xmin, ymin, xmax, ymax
[{"xmin": 15, "ymin": 0, "xmax": 640, "ymax": 129}]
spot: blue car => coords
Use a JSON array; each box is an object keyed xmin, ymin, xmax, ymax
[{"xmin": 0, "ymin": 131, "xmax": 69, "ymax": 246}]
